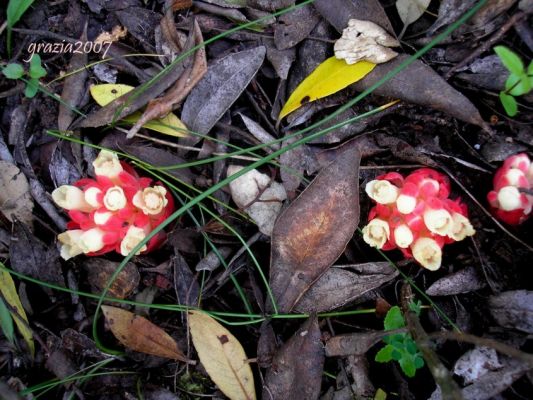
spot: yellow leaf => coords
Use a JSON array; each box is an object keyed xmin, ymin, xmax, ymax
[
  {"xmin": 189, "ymin": 310, "xmax": 256, "ymax": 400},
  {"xmin": 0, "ymin": 267, "xmax": 34, "ymax": 357},
  {"xmin": 101, "ymin": 305, "xmax": 192, "ymax": 363},
  {"xmin": 89, "ymin": 84, "xmax": 188, "ymax": 137},
  {"xmin": 278, "ymin": 57, "xmax": 376, "ymax": 120}
]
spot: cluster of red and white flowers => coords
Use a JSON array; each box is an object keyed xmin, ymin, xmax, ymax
[
  {"xmin": 52, "ymin": 150, "xmax": 174, "ymax": 260},
  {"xmin": 487, "ymin": 153, "xmax": 533, "ymax": 225},
  {"xmin": 362, "ymin": 168, "xmax": 475, "ymax": 271}
]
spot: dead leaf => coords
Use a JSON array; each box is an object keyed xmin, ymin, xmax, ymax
[
  {"xmin": 89, "ymin": 84, "xmax": 188, "ymax": 138},
  {"xmin": 0, "ymin": 161, "xmax": 34, "ymax": 226},
  {"xmin": 238, "ymin": 113, "xmax": 279, "ymax": 151},
  {"xmin": 84, "ymin": 258, "xmax": 139, "ymax": 299},
  {"xmin": 453, "ymin": 347, "xmax": 503, "ymax": 385},
  {"xmin": 351, "ymin": 54, "xmax": 487, "ymax": 128},
  {"xmin": 262, "ymin": 316, "xmax": 324, "ymax": 399},
  {"xmin": 325, "ymin": 330, "xmax": 385, "ymax": 357},
  {"xmin": 294, "ymin": 262, "xmax": 399, "ymax": 313},
  {"xmin": 426, "ymin": 267, "xmax": 486, "ymax": 296},
  {"xmin": 268, "ymin": 145, "xmax": 361, "ymax": 313},
  {"xmin": 227, "ymin": 166, "xmax": 287, "ymax": 236},
  {"xmin": 101, "ymin": 305, "xmax": 192, "ymax": 362},
  {"xmin": 58, "ymin": 24, "xmax": 88, "ymax": 131},
  {"xmin": 488, "ymin": 290, "xmax": 533, "ymax": 333},
  {"xmin": 274, "ymin": 4, "xmax": 320, "ymax": 50},
  {"xmin": 0, "ymin": 267, "xmax": 35, "ymax": 357},
  {"xmin": 430, "ymin": 358, "xmax": 531, "ymax": 400},
  {"xmin": 74, "ymin": 20, "xmax": 197, "ymax": 129},
  {"xmin": 195, "ymin": 247, "xmax": 232, "ymax": 272},
  {"xmin": 396, "ymin": 0, "xmax": 431, "ymax": 33},
  {"xmin": 127, "ymin": 20, "xmax": 206, "ymax": 138},
  {"xmin": 181, "ymin": 46, "xmax": 266, "ymax": 135},
  {"xmin": 173, "ymin": 252, "xmax": 199, "ymax": 307},
  {"xmin": 334, "ymin": 19, "xmax": 400, "ymax": 64},
  {"xmin": 188, "ymin": 310, "xmax": 256, "ymax": 400},
  {"xmin": 10, "ymin": 221, "xmax": 64, "ymax": 287},
  {"xmin": 428, "ymin": 0, "xmax": 476, "ymax": 35},
  {"xmin": 314, "ymin": 0, "xmax": 395, "ymax": 35}
]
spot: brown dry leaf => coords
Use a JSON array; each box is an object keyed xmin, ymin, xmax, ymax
[
  {"xmin": 126, "ymin": 20, "xmax": 206, "ymax": 138},
  {"xmin": 268, "ymin": 145, "xmax": 361, "ymax": 313},
  {"xmin": 74, "ymin": 20, "xmax": 197, "ymax": 130},
  {"xmin": 101, "ymin": 306, "xmax": 192, "ymax": 362},
  {"xmin": 293, "ymin": 262, "xmax": 399, "ymax": 313},
  {"xmin": 0, "ymin": 161, "xmax": 34, "ymax": 226},
  {"xmin": 84, "ymin": 259, "xmax": 139, "ymax": 299},
  {"xmin": 262, "ymin": 315, "xmax": 324, "ymax": 399},
  {"xmin": 58, "ymin": 24, "xmax": 88, "ymax": 131},
  {"xmin": 188, "ymin": 310, "xmax": 256, "ymax": 400}
]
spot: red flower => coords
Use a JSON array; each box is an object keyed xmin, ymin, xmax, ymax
[
  {"xmin": 362, "ymin": 168, "xmax": 475, "ymax": 271},
  {"xmin": 52, "ymin": 150, "xmax": 174, "ymax": 260},
  {"xmin": 487, "ymin": 153, "xmax": 532, "ymax": 225}
]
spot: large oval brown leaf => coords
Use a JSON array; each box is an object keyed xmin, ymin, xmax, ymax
[
  {"xmin": 268, "ymin": 145, "xmax": 361, "ymax": 313},
  {"xmin": 262, "ymin": 315, "xmax": 324, "ymax": 399},
  {"xmin": 188, "ymin": 310, "xmax": 256, "ymax": 400},
  {"xmin": 101, "ymin": 306, "xmax": 192, "ymax": 363}
]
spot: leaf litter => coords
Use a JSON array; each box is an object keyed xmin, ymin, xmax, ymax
[{"xmin": 1, "ymin": 0, "xmax": 533, "ymax": 398}]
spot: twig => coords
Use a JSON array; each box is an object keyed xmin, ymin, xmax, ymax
[
  {"xmin": 120, "ymin": 129, "xmax": 261, "ymax": 162},
  {"xmin": 429, "ymin": 331, "xmax": 533, "ymax": 368},
  {"xmin": 444, "ymin": 12, "xmax": 527, "ymax": 79},
  {"xmin": 400, "ymin": 284, "xmax": 463, "ymax": 400}
]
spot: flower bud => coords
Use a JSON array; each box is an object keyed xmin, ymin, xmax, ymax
[
  {"xmin": 79, "ymin": 228, "xmax": 107, "ymax": 253},
  {"xmin": 449, "ymin": 212, "xmax": 475, "ymax": 241},
  {"xmin": 394, "ymin": 224, "xmax": 414, "ymax": 248},
  {"xmin": 132, "ymin": 186, "xmax": 169, "ymax": 215},
  {"xmin": 365, "ymin": 180, "xmax": 399, "ymax": 204},
  {"xmin": 504, "ymin": 153, "xmax": 530, "ymax": 172},
  {"xmin": 93, "ymin": 150, "xmax": 123, "ymax": 179},
  {"xmin": 84, "ymin": 187, "xmax": 102, "ymax": 208},
  {"xmin": 93, "ymin": 210, "xmax": 113, "ymax": 225},
  {"xmin": 500, "ymin": 168, "xmax": 529, "ymax": 188},
  {"xmin": 497, "ymin": 186, "xmax": 523, "ymax": 211},
  {"xmin": 412, "ymin": 237, "xmax": 442, "ymax": 271},
  {"xmin": 103, "ymin": 186, "xmax": 127, "ymax": 211},
  {"xmin": 52, "ymin": 185, "xmax": 93, "ymax": 212},
  {"xmin": 120, "ymin": 226, "xmax": 148, "ymax": 256},
  {"xmin": 423, "ymin": 208, "xmax": 453, "ymax": 236},
  {"xmin": 396, "ymin": 194, "xmax": 417, "ymax": 214},
  {"xmin": 57, "ymin": 230, "xmax": 84, "ymax": 260},
  {"xmin": 362, "ymin": 218, "xmax": 390, "ymax": 249}
]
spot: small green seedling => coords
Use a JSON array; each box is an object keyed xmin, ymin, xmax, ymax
[
  {"xmin": 375, "ymin": 303, "xmax": 424, "ymax": 378},
  {"xmin": 2, "ymin": 54, "xmax": 47, "ymax": 98},
  {"xmin": 494, "ymin": 45, "xmax": 533, "ymax": 117}
]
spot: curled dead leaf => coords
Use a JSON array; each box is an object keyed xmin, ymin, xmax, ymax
[{"xmin": 101, "ymin": 305, "xmax": 192, "ymax": 363}]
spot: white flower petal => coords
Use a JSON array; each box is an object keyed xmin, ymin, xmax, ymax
[
  {"xmin": 52, "ymin": 185, "xmax": 93, "ymax": 212},
  {"xmin": 93, "ymin": 150, "xmax": 123, "ymax": 179},
  {"xmin": 362, "ymin": 218, "xmax": 390, "ymax": 249},
  {"xmin": 412, "ymin": 237, "xmax": 442, "ymax": 271}
]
